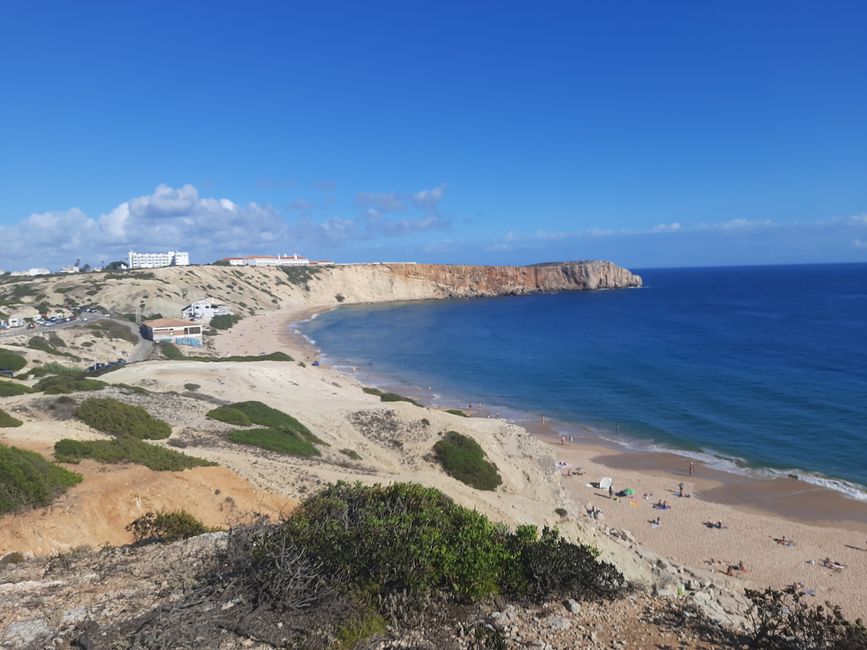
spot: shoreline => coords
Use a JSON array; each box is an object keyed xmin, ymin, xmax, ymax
[
  {"xmin": 212, "ymin": 304, "xmax": 867, "ymax": 619},
  {"xmin": 232, "ymin": 304, "xmax": 867, "ymax": 530}
]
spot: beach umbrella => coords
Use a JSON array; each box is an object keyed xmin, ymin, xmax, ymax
[{"xmin": 621, "ymin": 488, "xmax": 635, "ymax": 496}]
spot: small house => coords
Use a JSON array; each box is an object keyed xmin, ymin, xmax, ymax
[
  {"xmin": 181, "ymin": 298, "xmax": 233, "ymax": 322},
  {"xmin": 142, "ymin": 318, "xmax": 203, "ymax": 347}
]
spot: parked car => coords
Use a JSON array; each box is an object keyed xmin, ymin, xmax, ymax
[{"xmin": 0, "ymin": 369, "xmax": 14, "ymax": 378}]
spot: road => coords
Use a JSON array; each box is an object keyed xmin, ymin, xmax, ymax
[{"xmin": 0, "ymin": 314, "xmax": 154, "ymax": 363}]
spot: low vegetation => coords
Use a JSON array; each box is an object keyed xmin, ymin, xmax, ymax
[
  {"xmin": 75, "ymin": 397, "xmax": 172, "ymax": 439},
  {"xmin": 209, "ymin": 401, "xmax": 324, "ymax": 457},
  {"xmin": 0, "ymin": 380, "xmax": 30, "ymax": 397},
  {"xmin": 339, "ymin": 448, "xmax": 362, "ymax": 460},
  {"xmin": 0, "ymin": 443, "xmax": 82, "ymax": 514},
  {"xmin": 227, "ymin": 428, "xmax": 320, "ymax": 457},
  {"xmin": 362, "ymin": 386, "xmax": 422, "ymax": 406},
  {"xmin": 35, "ymin": 374, "xmax": 107, "ymax": 394},
  {"xmin": 210, "ymin": 314, "xmax": 241, "ymax": 330},
  {"xmin": 0, "ymin": 348, "xmax": 27, "ymax": 372},
  {"xmin": 158, "ymin": 342, "xmax": 185, "ymax": 359},
  {"xmin": 85, "ymin": 319, "xmax": 139, "ymax": 343},
  {"xmin": 206, "ymin": 405, "xmax": 253, "ymax": 426},
  {"xmin": 54, "ymin": 437, "xmax": 213, "ymax": 471},
  {"xmin": 280, "ymin": 265, "xmax": 321, "ymax": 290},
  {"xmin": 126, "ymin": 510, "xmax": 212, "ymax": 543},
  {"xmin": 27, "ymin": 336, "xmax": 75, "ymax": 358},
  {"xmin": 445, "ymin": 408, "xmax": 469, "ymax": 417},
  {"xmin": 23, "ymin": 362, "xmax": 83, "ymax": 378},
  {"xmin": 744, "ymin": 585, "xmax": 867, "ymax": 649},
  {"xmin": 0, "ymin": 408, "xmax": 23, "ymax": 427},
  {"xmin": 112, "ymin": 482, "xmax": 625, "ymax": 648},
  {"xmin": 433, "ymin": 431, "xmax": 503, "ymax": 491}
]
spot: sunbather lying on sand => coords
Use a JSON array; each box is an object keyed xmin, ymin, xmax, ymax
[
  {"xmin": 773, "ymin": 536, "xmax": 796, "ymax": 547},
  {"xmin": 819, "ymin": 557, "xmax": 846, "ymax": 572}
]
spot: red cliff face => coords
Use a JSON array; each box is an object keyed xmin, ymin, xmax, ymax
[{"xmin": 384, "ymin": 260, "xmax": 642, "ymax": 298}]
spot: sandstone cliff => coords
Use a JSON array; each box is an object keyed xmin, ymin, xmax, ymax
[{"xmin": 0, "ymin": 260, "xmax": 642, "ymax": 319}]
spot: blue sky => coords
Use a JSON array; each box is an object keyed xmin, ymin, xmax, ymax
[{"xmin": 1, "ymin": 1, "xmax": 866, "ymax": 270}]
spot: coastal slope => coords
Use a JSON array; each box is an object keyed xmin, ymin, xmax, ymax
[{"xmin": 0, "ymin": 260, "xmax": 642, "ymax": 319}]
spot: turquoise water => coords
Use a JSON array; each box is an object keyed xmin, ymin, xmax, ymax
[{"xmin": 300, "ymin": 264, "xmax": 867, "ymax": 499}]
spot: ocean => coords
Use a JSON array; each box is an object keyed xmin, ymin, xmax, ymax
[{"xmin": 299, "ymin": 263, "xmax": 867, "ymax": 500}]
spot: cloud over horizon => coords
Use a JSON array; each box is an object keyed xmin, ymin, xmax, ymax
[{"xmin": 0, "ymin": 183, "xmax": 453, "ymax": 270}]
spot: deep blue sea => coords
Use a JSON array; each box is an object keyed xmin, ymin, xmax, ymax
[{"xmin": 300, "ymin": 264, "xmax": 867, "ymax": 499}]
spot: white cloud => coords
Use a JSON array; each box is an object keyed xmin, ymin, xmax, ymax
[
  {"xmin": 412, "ymin": 184, "xmax": 446, "ymax": 209},
  {"xmin": 854, "ymin": 239, "xmax": 867, "ymax": 249},
  {"xmin": 653, "ymin": 222, "xmax": 681, "ymax": 233},
  {"xmin": 710, "ymin": 218, "xmax": 773, "ymax": 231},
  {"xmin": 355, "ymin": 191, "xmax": 405, "ymax": 212}
]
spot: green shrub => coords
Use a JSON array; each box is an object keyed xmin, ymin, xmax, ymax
[
  {"xmin": 0, "ymin": 409, "xmax": 23, "ymax": 427},
  {"xmin": 215, "ymin": 401, "xmax": 320, "ymax": 443},
  {"xmin": 190, "ymin": 351, "xmax": 293, "ymax": 363},
  {"xmin": 362, "ymin": 386, "xmax": 421, "ymax": 406},
  {"xmin": 744, "ymin": 585, "xmax": 867, "ymax": 649},
  {"xmin": 257, "ymin": 482, "xmax": 624, "ymax": 604},
  {"xmin": 23, "ymin": 362, "xmax": 83, "ymax": 378},
  {"xmin": 35, "ymin": 375, "xmax": 107, "ymax": 394},
  {"xmin": 210, "ymin": 314, "xmax": 241, "ymax": 330},
  {"xmin": 0, "ymin": 348, "xmax": 27, "ymax": 372},
  {"xmin": 54, "ymin": 437, "xmax": 213, "ymax": 471},
  {"xmin": 279, "ymin": 265, "xmax": 321, "ymax": 290},
  {"xmin": 184, "ymin": 383, "xmax": 201, "ymax": 391},
  {"xmin": 27, "ymin": 336, "xmax": 74, "ymax": 358},
  {"xmin": 75, "ymin": 397, "xmax": 172, "ymax": 439},
  {"xmin": 0, "ymin": 381, "xmax": 30, "ymax": 397},
  {"xmin": 339, "ymin": 448, "xmax": 362, "ymax": 460},
  {"xmin": 159, "ymin": 342, "xmax": 185, "ymax": 359},
  {"xmin": 206, "ymin": 405, "xmax": 253, "ymax": 426},
  {"xmin": 446, "ymin": 409, "xmax": 469, "ymax": 417},
  {"xmin": 227, "ymin": 428, "xmax": 320, "ymax": 457},
  {"xmin": 433, "ymin": 431, "xmax": 502, "ymax": 491},
  {"xmin": 85, "ymin": 320, "xmax": 138, "ymax": 343},
  {"xmin": 0, "ymin": 444, "xmax": 82, "ymax": 514},
  {"xmin": 47, "ymin": 332, "xmax": 66, "ymax": 348},
  {"xmin": 126, "ymin": 510, "xmax": 211, "ymax": 543}
]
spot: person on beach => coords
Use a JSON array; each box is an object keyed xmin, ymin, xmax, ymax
[
  {"xmin": 608, "ymin": 485, "xmax": 614, "ymax": 499},
  {"xmin": 689, "ymin": 461, "xmax": 695, "ymax": 476},
  {"xmin": 678, "ymin": 482, "xmax": 685, "ymax": 497}
]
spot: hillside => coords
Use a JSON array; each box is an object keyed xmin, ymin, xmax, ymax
[{"xmin": 0, "ymin": 261, "xmax": 642, "ymax": 322}]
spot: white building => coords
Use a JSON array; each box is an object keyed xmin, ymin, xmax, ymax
[
  {"xmin": 128, "ymin": 250, "xmax": 190, "ymax": 269},
  {"xmin": 181, "ymin": 298, "xmax": 233, "ymax": 322},
  {"xmin": 60, "ymin": 265, "xmax": 80, "ymax": 274},
  {"xmin": 224, "ymin": 254, "xmax": 309, "ymax": 267}
]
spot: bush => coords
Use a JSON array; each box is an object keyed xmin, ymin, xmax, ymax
[
  {"xmin": 75, "ymin": 397, "xmax": 172, "ymax": 439},
  {"xmin": 213, "ymin": 401, "xmax": 321, "ymax": 443},
  {"xmin": 126, "ymin": 510, "xmax": 211, "ymax": 543},
  {"xmin": 433, "ymin": 431, "xmax": 502, "ymax": 491},
  {"xmin": 446, "ymin": 409, "xmax": 469, "ymax": 417},
  {"xmin": 23, "ymin": 362, "xmax": 83, "ymax": 378},
  {"xmin": 362, "ymin": 386, "xmax": 421, "ymax": 406},
  {"xmin": 184, "ymin": 383, "xmax": 201, "ymax": 391},
  {"xmin": 0, "ymin": 381, "xmax": 30, "ymax": 397},
  {"xmin": 85, "ymin": 320, "xmax": 138, "ymax": 343},
  {"xmin": 27, "ymin": 336, "xmax": 74, "ymax": 358},
  {"xmin": 0, "ymin": 444, "xmax": 82, "ymax": 514},
  {"xmin": 258, "ymin": 482, "xmax": 624, "ymax": 604},
  {"xmin": 744, "ymin": 585, "xmax": 867, "ymax": 649},
  {"xmin": 206, "ymin": 405, "xmax": 253, "ymax": 426},
  {"xmin": 0, "ymin": 408, "xmax": 23, "ymax": 428},
  {"xmin": 35, "ymin": 375, "xmax": 107, "ymax": 394},
  {"xmin": 227, "ymin": 428, "xmax": 320, "ymax": 457},
  {"xmin": 0, "ymin": 348, "xmax": 27, "ymax": 372},
  {"xmin": 159, "ymin": 342, "xmax": 185, "ymax": 359},
  {"xmin": 210, "ymin": 314, "xmax": 241, "ymax": 330},
  {"xmin": 192, "ymin": 351, "xmax": 294, "ymax": 363},
  {"xmin": 339, "ymin": 448, "xmax": 362, "ymax": 460},
  {"xmin": 54, "ymin": 437, "xmax": 214, "ymax": 471}
]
